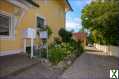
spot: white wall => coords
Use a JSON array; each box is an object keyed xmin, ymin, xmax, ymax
[{"xmin": 94, "ymin": 43, "xmax": 119, "ymax": 58}]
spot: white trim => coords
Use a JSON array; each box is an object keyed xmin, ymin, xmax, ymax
[
  {"xmin": 17, "ymin": 9, "xmax": 26, "ymax": 26},
  {"xmin": 24, "ymin": 39, "xmax": 26, "ymax": 53},
  {"xmin": 7, "ymin": 0, "xmax": 28, "ymax": 27},
  {"xmin": 0, "ymin": 10, "xmax": 12, "ymax": 16},
  {"xmin": 7, "ymin": 0, "xmax": 29, "ymax": 10},
  {"xmin": 0, "ymin": 48, "xmax": 24, "ymax": 56},
  {"xmin": 31, "ymin": 38, "xmax": 34, "ymax": 58}
]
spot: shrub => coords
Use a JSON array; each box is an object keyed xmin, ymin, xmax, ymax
[
  {"xmin": 48, "ymin": 42, "xmax": 74, "ymax": 64},
  {"xmin": 54, "ymin": 37, "xmax": 62, "ymax": 44},
  {"xmin": 47, "ymin": 26, "xmax": 52, "ymax": 38},
  {"xmin": 58, "ymin": 28, "xmax": 72, "ymax": 42},
  {"xmin": 48, "ymin": 47, "xmax": 65, "ymax": 65},
  {"xmin": 48, "ymin": 36, "xmax": 84, "ymax": 64},
  {"xmin": 69, "ymin": 39, "xmax": 77, "ymax": 50},
  {"xmin": 60, "ymin": 42, "xmax": 73, "ymax": 56}
]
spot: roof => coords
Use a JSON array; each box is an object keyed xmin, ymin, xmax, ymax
[
  {"xmin": 25, "ymin": 0, "xmax": 73, "ymax": 11},
  {"xmin": 65, "ymin": 0, "xmax": 73, "ymax": 11},
  {"xmin": 73, "ymin": 32, "xmax": 87, "ymax": 40},
  {"xmin": 25, "ymin": 0, "xmax": 40, "ymax": 7}
]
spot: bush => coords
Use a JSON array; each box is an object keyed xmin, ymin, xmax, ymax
[
  {"xmin": 48, "ymin": 42, "xmax": 74, "ymax": 64},
  {"xmin": 48, "ymin": 47, "xmax": 65, "ymax": 65},
  {"xmin": 58, "ymin": 28, "xmax": 72, "ymax": 42},
  {"xmin": 54, "ymin": 37, "xmax": 62, "ymax": 44},
  {"xmin": 48, "ymin": 40, "xmax": 84, "ymax": 64},
  {"xmin": 48, "ymin": 32, "xmax": 84, "ymax": 65},
  {"xmin": 60, "ymin": 42, "xmax": 74, "ymax": 56},
  {"xmin": 69, "ymin": 39, "xmax": 77, "ymax": 50},
  {"xmin": 47, "ymin": 26, "xmax": 52, "ymax": 38}
]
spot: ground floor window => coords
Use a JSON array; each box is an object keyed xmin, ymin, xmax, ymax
[
  {"xmin": 0, "ymin": 11, "xmax": 16, "ymax": 39},
  {"xmin": 0, "ymin": 12, "xmax": 10, "ymax": 36}
]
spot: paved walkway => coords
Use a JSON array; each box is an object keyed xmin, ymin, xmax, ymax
[
  {"xmin": 0, "ymin": 54, "xmax": 62, "ymax": 79},
  {"xmin": 61, "ymin": 47, "xmax": 119, "ymax": 79},
  {"xmin": 0, "ymin": 54, "xmax": 40, "ymax": 77},
  {"xmin": 1, "ymin": 47, "xmax": 119, "ymax": 79},
  {"xmin": 2, "ymin": 63, "xmax": 61, "ymax": 79}
]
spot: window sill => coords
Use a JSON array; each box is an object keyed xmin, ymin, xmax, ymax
[{"xmin": 0, "ymin": 35, "xmax": 15, "ymax": 40}]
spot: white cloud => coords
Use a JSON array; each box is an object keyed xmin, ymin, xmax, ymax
[
  {"xmin": 86, "ymin": 0, "xmax": 92, "ymax": 4},
  {"xmin": 66, "ymin": 18, "xmax": 82, "ymax": 32}
]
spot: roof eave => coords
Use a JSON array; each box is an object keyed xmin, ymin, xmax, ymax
[
  {"xmin": 65, "ymin": 0, "xmax": 73, "ymax": 11},
  {"xmin": 25, "ymin": 0, "xmax": 40, "ymax": 8}
]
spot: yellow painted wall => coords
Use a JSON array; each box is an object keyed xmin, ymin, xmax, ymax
[
  {"xmin": 0, "ymin": 0, "xmax": 22, "ymax": 51},
  {"xmin": 0, "ymin": 0, "xmax": 65, "ymax": 52}
]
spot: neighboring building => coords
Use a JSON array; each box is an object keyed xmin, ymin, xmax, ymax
[
  {"xmin": 0, "ymin": 0, "xmax": 72, "ymax": 56},
  {"xmin": 73, "ymin": 32, "xmax": 87, "ymax": 46}
]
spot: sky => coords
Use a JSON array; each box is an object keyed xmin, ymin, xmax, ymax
[{"xmin": 66, "ymin": 0, "xmax": 91, "ymax": 32}]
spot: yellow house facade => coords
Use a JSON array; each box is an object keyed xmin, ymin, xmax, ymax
[{"xmin": 0, "ymin": 0, "xmax": 72, "ymax": 56}]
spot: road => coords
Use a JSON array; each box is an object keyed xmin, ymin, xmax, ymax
[{"xmin": 61, "ymin": 47, "xmax": 119, "ymax": 79}]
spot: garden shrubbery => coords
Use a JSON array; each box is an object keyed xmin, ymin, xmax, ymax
[
  {"xmin": 48, "ymin": 46, "xmax": 66, "ymax": 65},
  {"xmin": 48, "ymin": 42, "xmax": 73, "ymax": 64},
  {"xmin": 48, "ymin": 28, "xmax": 84, "ymax": 65},
  {"xmin": 48, "ymin": 39, "xmax": 84, "ymax": 65}
]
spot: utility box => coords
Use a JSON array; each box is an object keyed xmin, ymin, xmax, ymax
[
  {"xmin": 24, "ymin": 28, "xmax": 36, "ymax": 39},
  {"xmin": 40, "ymin": 31, "xmax": 48, "ymax": 39}
]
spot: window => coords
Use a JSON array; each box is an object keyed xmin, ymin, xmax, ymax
[
  {"xmin": 0, "ymin": 13, "xmax": 10, "ymax": 35},
  {"xmin": 0, "ymin": 12, "xmax": 17, "ymax": 39},
  {"xmin": 37, "ymin": 16, "xmax": 44, "ymax": 29}
]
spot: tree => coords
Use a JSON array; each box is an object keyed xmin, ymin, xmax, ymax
[
  {"xmin": 58, "ymin": 28, "xmax": 72, "ymax": 42},
  {"xmin": 81, "ymin": 0, "xmax": 119, "ymax": 45},
  {"xmin": 88, "ymin": 32, "xmax": 94, "ymax": 44}
]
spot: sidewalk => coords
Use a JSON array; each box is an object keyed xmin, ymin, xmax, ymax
[
  {"xmin": 61, "ymin": 47, "xmax": 119, "ymax": 79},
  {"xmin": 0, "ymin": 54, "xmax": 40, "ymax": 77},
  {"xmin": 0, "ymin": 54, "xmax": 62, "ymax": 79}
]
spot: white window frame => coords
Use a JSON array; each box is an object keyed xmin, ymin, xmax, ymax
[{"xmin": 0, "ymin": 11, "xmax": 17, "ymax": 40}]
